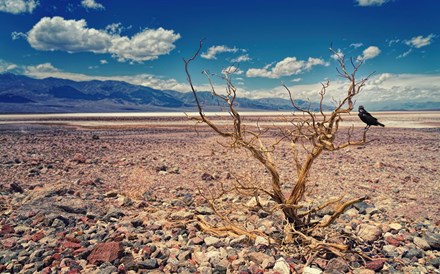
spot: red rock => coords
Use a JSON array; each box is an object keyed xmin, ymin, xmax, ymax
[
  {"xmin": 2, "ymin": 237, "xmax": 17, "ymax": 248},
  {"xmin": 65, "ymin": 236, "xmax": 80, "ymax": 243},
  {"xmin": 87, "ymin": 242, "xmax": 123, "ymax": 264},
  {"xmin": 73, "ymin": 247, "xmax": 88, "ymax": 256},
  {"xmin": 31, "ymin": 231, "xmax": 45, "ymax": 242},
  {"xmin": 62, "ymin": 241, "xmax": 82, "ymax": 249},
  {"xmin": 385, "ymin": 235, "xmax": 404, "ymax": 246},
  {"xmin": 72, "ymin": 153, "xmax": 86, "ymax": 163},
  {"xmin": 366, "ymin": 259, "xmax": 385, "ymax": 271},
  {"xmin": 0, "ymin": 224, "xmax": 15, "ymax": 236}
]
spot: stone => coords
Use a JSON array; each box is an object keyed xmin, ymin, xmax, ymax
[
  {"xmin": 353, "ymin": 270, "xmax": 375, "ymax": 274},
  {"xmin": 388, "ymin": 223, "xmax": 403, "ymax": 231},
  {"xmin": 413, "ymin": 236, "xmax": 430, "ymax": 250},
  {"xmin": 382, "ymin": 245, "xmax": 398, "ymax": 257},
  {"xmin": 254, "ymin": 236, "xmax": 269, "ymax": 246},
  {"xmin": 195, "ymin": 206, "xmax": 214, "ymax": 215},
  {"xmin": 273, "ymin": 257, "xmax": 290, "ymax": 274},
  {"xmin": 0, "ymin": 224, "xmax": 15, "ymax": 236},
  {"xmin": 303, "ymin": 266, "xmax": 323, "ymax": 274},
  {"xmin": 204, "ymin": 236, "xmax": 221, "ymax": 247},
  {"xmin": 87, "ymin": 242, "xmax": 123, "ymax": 264},
  {"xmin": 10, "ymin": 182, "xmax": 24, "ymax": 193},
  {"xmin": 424, "ymin": 231, "xmax": 440, "ymax": 250},
  {"xmin": 72, "ymin": 153, "xmax": 86, "ymax": 163},
  {"xmin": 138, "ymin": 259, "xmax": 158, "ymax": 269},
  {"xmin": 365, "ymin": 259, "xmax": 385, "ymax": 271},
  {"xmin": 230, "ymin": 235, "xmax": 249, "ymax": 247},
  {"xmin": 170, "ymin": 210, "xmax": 193, "ymax": 220},
  {"xmin": 403, "ymin": 248, "xmax": 423, "ymax": 259},
  {"xmin": 357, "ymin": 224, "xmax": 382, "ymax": 242},
  {"xmin": 247, "ymin": 252, "xmax": 272, "ymax": 265},
  {"xmin": 325, "ymin": 257, "xmax": 349, "ymax": 272}
]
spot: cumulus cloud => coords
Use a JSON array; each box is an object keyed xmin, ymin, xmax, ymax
[
  {"xmin": 81, "ymin": 0, "xmax": 104, "ymax": 10},
  {"xmin": 0, "ymin": 0, "xmax": 38, "ymax": 14},
  {"xmin": 231, "ymin": 54, "xmax": 251, "ymax": 63},
  {"xmin": 201, "ymin": 45, "xmax": 238, "ymax": 60},
  {"xmin": 99, "ymin": 59, "xmax": 108, "ymax": 64},
  {"xmin": 25, "ymin": 17, "xmax": 180, "ymax": 62},
  {"xmin": 396, "ymin": 48, "xmax": 412, "ymax": 59},
  {"xmin": 356, "ymin": 0, "xmax": 390, "ymax": 6},
  {"xmin": 405, "ymin": 34, "xmax": 435, "ymax": 48},
  {"xmin": 357, "ymin": 46, "xmax": 381, "ymax": 60},
  {"xmin": 246, "ymin": 56, "xmax": 329, "ymax": 79}
]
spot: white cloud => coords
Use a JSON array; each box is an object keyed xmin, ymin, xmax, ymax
[
  {"xmin": 350, "ymin": 43, "xmax": 363, "ymax": 48},
  {"xmin": 246, "ymin": 56, "xmax": 329, "ymax": 79},
  {"xmin": 357, "ymin": 46, "xmax": 381, "ymax": 60},
  {"xmin": 11, "ymin": 31, "xmax": 27, "ymax": 40},
  {"xmin": 372, "ymin": 73, "xmax": 392, "ymax": 85},
  {"xmin": 81, "ymin": 0, "xmax": 104, "ymax": 10},
  {"xmin": 330, "ymin": 48, "xmax": 344, "ymax": 60},
  {"xmin": 222, "ymin": 65, "xmax": 243, "ymax": 75},
  {"xmin": 201, "ymin": 45, "xmax": 238, "ymax": 60},
  {"xmin": 26, "ymin": 16, "xmax": 181, "ymax": 63},
  {"xmin": 0, "ymin": 59, "xmax": 18, "ymax": 73},
  {"xmin": 100, "ymin": 59, "xmax": 108, "ymax": 64},
  {"xmin": 356, "ymin": 0, "xmax": 390, "ymax": 6},
  {"xmin": 405, "ymin": 34, "xmax": 435, "ymax": 48},
  {"xmin": 291, "ymin": 78, "xmax": 302, "ymax": 82},
  {"xmin": 23, "ymin": 62, "xmax": 192, "ymax": 92},
  {"xmin": 109, "ymin": 27, "xmax": 181, "ymax": 62},
  {"xmin": 231, "ymin": 54, "xmax": 251, "ymax": 63},
  {"xmin": 396, "ymin": 48, "xmax": 412, "ymax": 59},
  {"xmin": 0, "ymin": 0, "xmax": 38, "ymax": 14}
]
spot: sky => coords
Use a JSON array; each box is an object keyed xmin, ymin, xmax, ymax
[{"xmin": 0, "ymin": 0, "xmax": 439, "ymax": 108}]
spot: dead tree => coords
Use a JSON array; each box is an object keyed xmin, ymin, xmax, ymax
[{"xmin": 184, "ymin": 41, "xmax": 375, "ymax": 253}]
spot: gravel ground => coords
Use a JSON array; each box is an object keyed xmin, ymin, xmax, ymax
[{"xmin": 0, "ymin": 115, "xmax": 439, "ymax": 273}]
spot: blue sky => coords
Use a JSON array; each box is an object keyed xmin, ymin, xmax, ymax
[{"xmin": 0, "ymin": 0, "xmax": 439, "ymax": 107}]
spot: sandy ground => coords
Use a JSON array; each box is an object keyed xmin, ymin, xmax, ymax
[{"xmin": 1, "ymin": 112, "xmax": 439, "ymax": 223}]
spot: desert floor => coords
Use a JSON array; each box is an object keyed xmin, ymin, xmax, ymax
[{"xmin": 0, "ymin": 111, "xmax": 439, "ymax": 273}]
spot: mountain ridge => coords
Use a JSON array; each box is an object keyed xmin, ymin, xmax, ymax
[{"xmin": 0, "ymin": 73, "xmax": 321, "ymax": 114}]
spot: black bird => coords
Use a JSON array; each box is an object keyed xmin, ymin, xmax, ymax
[{"xmin": 358, "ymin": 105, "xmax": 385, "ymax": 129}]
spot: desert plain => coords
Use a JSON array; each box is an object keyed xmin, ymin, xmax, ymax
[{"xmin": 0, "ymin": 111, "xmax": 439, "ymax": 273}]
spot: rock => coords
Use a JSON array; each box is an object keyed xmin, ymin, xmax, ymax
[
  {"xmin": 413, "ymin": 236, "xmax": 430, "ymax": 250},
  {"xmin": 382, "ymin": 245, "xmax": 398, "ymax": 257},
  {"xmin": 303, "ymin": 266, "xmax": 323, "ymax": 274},
  {"xmin": 72, "ymin": 153, "xmax": 86, "ymax": 163},
  {"xmin": 247, "ymin": 252, "xmax": 272, "ymax": 265},
  {"xmin": 325, "ymin": 257, "xmax": 349, "ymax": 272},
  {"xmin": 353, "ymin": 201, "xmax": 372, "ymax": 214},
  {"xmin": 138, "ymin": 259, "xmax": 158, "ymax": 269},
  {"xmin": 424, "ymin": 231, "xmax": 440, "ymax": 250},
  {"xmin": 365, "ymin": 259, "xmax": 385, "ymax": 271},
  {"xmin": 170, "ymin": 210, "xmax": 193, "ymax": 220},
  {"xmin": 10, "ymin": 182, "xmax": 24, "ymax": 193},
  {"xmin": 103, "ymin": 208, "xmax": 125, "ymax": 221},
  {"xmin": 357, "ymin": 224, "xmax": 382, "ymax": 242},
  {"xmin": 201, "ymin": 172, "xmax": 215, "ymax": 181},
  {"xmin": 403, "ymin": 248, "xmax": 423, "ymax": 259},
  {"xmin": 353, "ymin": 270, "xmax": 375, "ymax": 274},
  {"xmin": 87, "ymin": 242, "xmax": 123, "ymax": 264},
  {"xmin": 429, "ymin": 257, "xmax": 440, "ymax": 268},
  {"xmin": 204, "ymin": 236, "xmax": 221, "ymax": 247},
  {"xmin": 230, "ymin": 235, "xmax": 249, "ymax": 247},
  {"xmin": 254, "ymin": 236, "xmax": 269, "ymax": 247},
  {"xmin": 195, "ymin": 206, "xmax": 214, "ymax": 215},
  {"xmin": 388, "ymin": 223, "xmax": 403, "ymax": 231},
  {"xmin": 273, "ymin": 257, "xmax": 290, "ymax": 274},
  {"xmin": 0, "ymin": 224, "xmax": 15, "ymax": 236},
  {"xmin": 117, "ymin": 195, "xmax": 133, "ymax": 207}
]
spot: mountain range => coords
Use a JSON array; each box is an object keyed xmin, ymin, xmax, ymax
[{"xmin": 0, "ymin": 73, "xmax": 324, "ymax": 114}]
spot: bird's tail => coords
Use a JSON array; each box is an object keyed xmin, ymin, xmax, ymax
[{"xmin": 378, "ymin": 122, "xmax": 385, "ymax": 127}]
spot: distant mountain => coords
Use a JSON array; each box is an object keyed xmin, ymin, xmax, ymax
[{"xmin": 0, "ymin": 73, "xmax": 325, "ymax": 114}]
